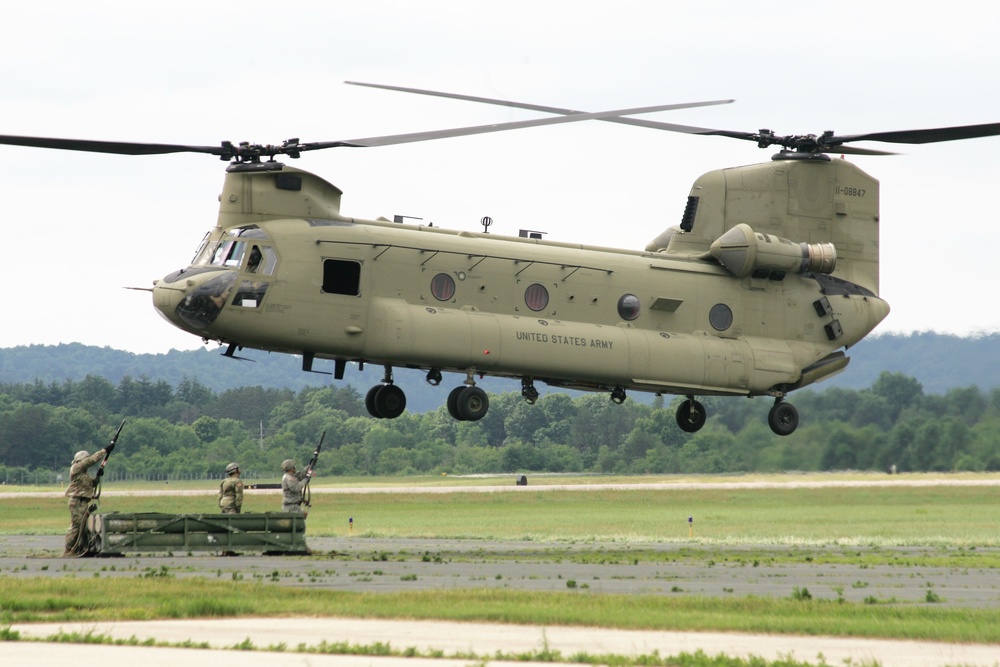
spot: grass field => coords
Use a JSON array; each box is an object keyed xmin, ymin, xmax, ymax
[
  {"xmin": 6, "ymin": 472, "xmax": 1000, "ymax": 547},
  {"xmin": 4, "ymin": 473, "xmax": 1000, "ymax": 654}
]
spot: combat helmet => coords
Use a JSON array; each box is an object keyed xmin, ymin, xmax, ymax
[
  {"xmin": 225, "ymin": 462, "xmax": 240, "ymax": 474},
  {"xmin": 73, "ymin": 450, "xmax": 90, "ymax": 463},
  {"xmin": 281, "ymin": 459, "xmax": 296, "ymax": 472}
]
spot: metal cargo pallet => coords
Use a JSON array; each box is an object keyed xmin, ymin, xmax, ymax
[{"xmin": 87, "ymin": 512, "xmax": 308, "ymax": 555}]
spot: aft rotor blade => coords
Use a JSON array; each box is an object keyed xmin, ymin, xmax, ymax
[
  {"xmin": 346, "ymin": 81, "xmax": 734, "ymax": 137},
  {"xmin": 306, "ymin": 99, "xmax": 736, "ymax": 150}
]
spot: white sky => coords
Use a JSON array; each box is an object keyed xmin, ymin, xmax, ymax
[{"xmin": 1, "ymin": 1, "xmax": 998, "ymax": 354}]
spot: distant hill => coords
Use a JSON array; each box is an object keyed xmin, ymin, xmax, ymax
[
  {"xmin": 1, "ymin": 332, "xmax": 997, "ymax": 412},
  {"xmin": 822, "ymin": 332, "xmax": 1000, "ymax": 394}
]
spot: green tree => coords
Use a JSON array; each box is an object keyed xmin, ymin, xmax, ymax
[{"xmin": 872, "ymin": 372, "xmax": 923, "ymax": 421}]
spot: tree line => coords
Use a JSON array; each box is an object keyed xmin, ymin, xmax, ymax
[{"xmin": 2, "ymin": 371, "xmax": 1000, "ymax": 485}]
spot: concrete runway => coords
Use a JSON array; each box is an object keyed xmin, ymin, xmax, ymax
[
  {"xmin": 9, "ymin": 617, "xmax": 1000, "ymax": 667},
  {"xmin": 4, "ymin": 533, "xmax": 1000, "ymax": 666}
]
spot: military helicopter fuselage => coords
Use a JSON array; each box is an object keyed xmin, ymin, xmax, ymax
[
  {"xmin": 11, "ymin": 82, "xmax": 993, "ymax": 435},
  {"xmin": 152, "ymin": 151, "xmax": 888, "ymax": 435}
]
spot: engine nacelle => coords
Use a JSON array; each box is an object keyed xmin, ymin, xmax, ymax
[{"xmin": 709, "ymin": 223, "xmax": 836, "ymax": 278}]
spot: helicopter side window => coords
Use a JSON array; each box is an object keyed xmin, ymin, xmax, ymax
[
  {"xmin": 233, "ymin": 279, "xmax": 269, "ymax": 308},
  {"xmin": 244, "ymin": 244, "xmax": 278, "ymax": 275},
  {"xmin": 322, "ymin": 259, "xmax": 361, "ymax": 296},
  {"xmin": 246, "ymin": 246, "xmax": 262, "ymax": 273}
]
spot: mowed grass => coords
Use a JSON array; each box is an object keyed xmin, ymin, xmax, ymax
[
  {"xmin": 6, "ymin": 474, "xmax": 1000, "ymax": 547},
  {"xmin": 3, "ymin": 578, "xmax": 1000, "ymax": 644}
]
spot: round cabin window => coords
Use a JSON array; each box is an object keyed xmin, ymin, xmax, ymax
[
  {"xmin": 430, "ymin": 273, "xmax": 456, "ymax": 301},
  {"xmin": 617, "ymin": 294, "xmax": 641, "ymax": 321},
  {"xmin": 524, "ymin": 283, "xmax": 549, "ymax": 312}
]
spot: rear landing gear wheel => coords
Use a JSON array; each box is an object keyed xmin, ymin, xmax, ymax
[
  {"xmin": 768, "ymin": 400, "xmax": 799, "ymax": 436},
  {"xmin": 447, "ymin": 386, "xmax": 466, "ymax": 420},
  {"xmin": 365, "ymin": 385, "xmax": 383, "ymax": 418},
  {"xmin": 676, "ymin": 397, "xmax": 706, "ymax": 433}
]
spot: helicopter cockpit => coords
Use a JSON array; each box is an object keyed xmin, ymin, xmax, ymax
[{"xmin": 165, "ymin": 225, "xmax": 280, "ymax": 330}]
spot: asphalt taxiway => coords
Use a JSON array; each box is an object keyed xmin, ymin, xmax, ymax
[{"xmin": 4, "ymin": 534, "xmax": 1000, "ymax": 666}]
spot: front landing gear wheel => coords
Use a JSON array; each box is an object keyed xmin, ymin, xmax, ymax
[
  {"xmin": 455, "ymin": 386, "xmax": 490, "ymax": 421},
  {"xmin": 676, "ymin": 397, "xmax": 706, "ymax": 433},
  {"xmin": 374, "ymin": 384, "xmax": 406, "ymax": 419},
  {"xmin": 768, "ymin": 401, "xmax": 799, "ymax": 436}
]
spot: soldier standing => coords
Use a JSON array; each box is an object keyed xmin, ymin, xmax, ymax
[
  {"xmin": 218, "ymin": 462, "xmax": 244, "ymax": 514},
  {"xmin": 281, "ymin": 459, "xmax": 311, "ymax": 514},
  {"xmin": 63, "ymin": 446, "xmax": 113, "ymax": 557}
]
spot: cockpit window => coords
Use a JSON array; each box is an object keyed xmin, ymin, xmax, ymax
[
  {"xmin": 211, "ymin": 240, "xmax": 247, "ymax": 268},
  {"xmin": 197, "ymin": 225, "xmax": 272, "ymax": 268},
  {"xmin": 245, "ymin": 244, "xmax": 278, "ymax": 275},
  {"xmin": 191, "ymin": 233, "xmax": 212, "ymax": 265}
]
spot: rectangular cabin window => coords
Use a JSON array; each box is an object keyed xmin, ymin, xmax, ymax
[{"xmin": 323, "ymin": 259, "xmax": 361, "ymax": 296}]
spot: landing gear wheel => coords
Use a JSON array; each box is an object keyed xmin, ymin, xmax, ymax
[
  {"xmin": 365, "ymin": 385, "xmax": 383, "ymax": 418},
  {"xmin": 456, "ymin": 386, "xmax": 490, "ymax": 421},
  {"xmin": 446, "ymin": 386, "xmax": 466, "ymax": 420},
  {"xmin": 768, "ymin": 401, "xmax": 799, "ymax": 436},
  {"xmin": 521, "ymin": 378, "xmax": 539, "ymax": 404},
  {"xmin": 676, "ymin": 398, "xmax": 706, "ymax": 433},
  {"xmin": 374, "ymin": 384, "xmax": 406, "ymax": 419}
]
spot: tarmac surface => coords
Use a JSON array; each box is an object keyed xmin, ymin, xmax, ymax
[{"xmin": 4, "ymin": 533, "xmax": 1000, "ymax": 666}]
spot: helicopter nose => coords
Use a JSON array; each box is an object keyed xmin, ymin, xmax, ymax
[
  {"xmin": 152, "ymin": 279, "xmax": 186, "ymax": 328},
  {"xmin": 152, "ymin": 269, "xmax": 237, "ymax": 334}
]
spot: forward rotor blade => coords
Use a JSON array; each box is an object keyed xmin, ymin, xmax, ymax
[
  {"xmin": 833, "ymin": 122, "xmax": 1000, "ymax": 146},
  {"xmin": 0, "ymin": 100, "xmax": 733, "ymax": 160},
  {"xmin": 346, "ymin": 81, "xmax": 734, "ymax": 137},
  {"xmin": 0, "ymin": 134, "xmax": 226, "ymax": 156}
]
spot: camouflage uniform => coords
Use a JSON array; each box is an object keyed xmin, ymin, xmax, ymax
[
  {"xmin": 63, "ymin": 449, "xmax": 107, "ymax": 556},
  {"xmin": 218, "ymin": 462, "xmax": 243, "ymax": 514},
  {"xmin": 280, "ymin": 459, "xmax": 309, "ymax": 514}
]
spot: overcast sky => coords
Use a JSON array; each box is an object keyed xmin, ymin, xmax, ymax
[{"xmin": 2, "ymin": 1, "xmax": 998, "ymax": 354}]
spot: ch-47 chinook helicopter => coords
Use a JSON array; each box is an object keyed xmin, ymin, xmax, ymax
[{"xmin": 3, "ymin": 83, "xmax": 999, "ymax": 436}]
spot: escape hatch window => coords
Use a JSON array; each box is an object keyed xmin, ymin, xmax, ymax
[{"xmin": 323, "ymin": 259, "xmax": 361, "ymax": 296}]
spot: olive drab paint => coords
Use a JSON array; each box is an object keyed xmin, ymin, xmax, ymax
[{"xmin": 151, "ymin": 152, "xmax": 887, "ymax": 437}]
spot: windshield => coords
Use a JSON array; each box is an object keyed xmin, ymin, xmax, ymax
[{"xmin": 194, "ymin": 225, "xmax": 271, "ymax": 268}]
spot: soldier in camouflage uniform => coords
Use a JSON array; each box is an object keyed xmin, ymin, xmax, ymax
[
  {"xmin": 218, "ymin": 462, "xmax": 244, "ymax": 513},
  {"xmin": 280, "ymin": 459, "xmax": 311, "ymax": 514},
  {"xmin": 62, "ymin": 446, "xmax": 112, "ymax": 557}
]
